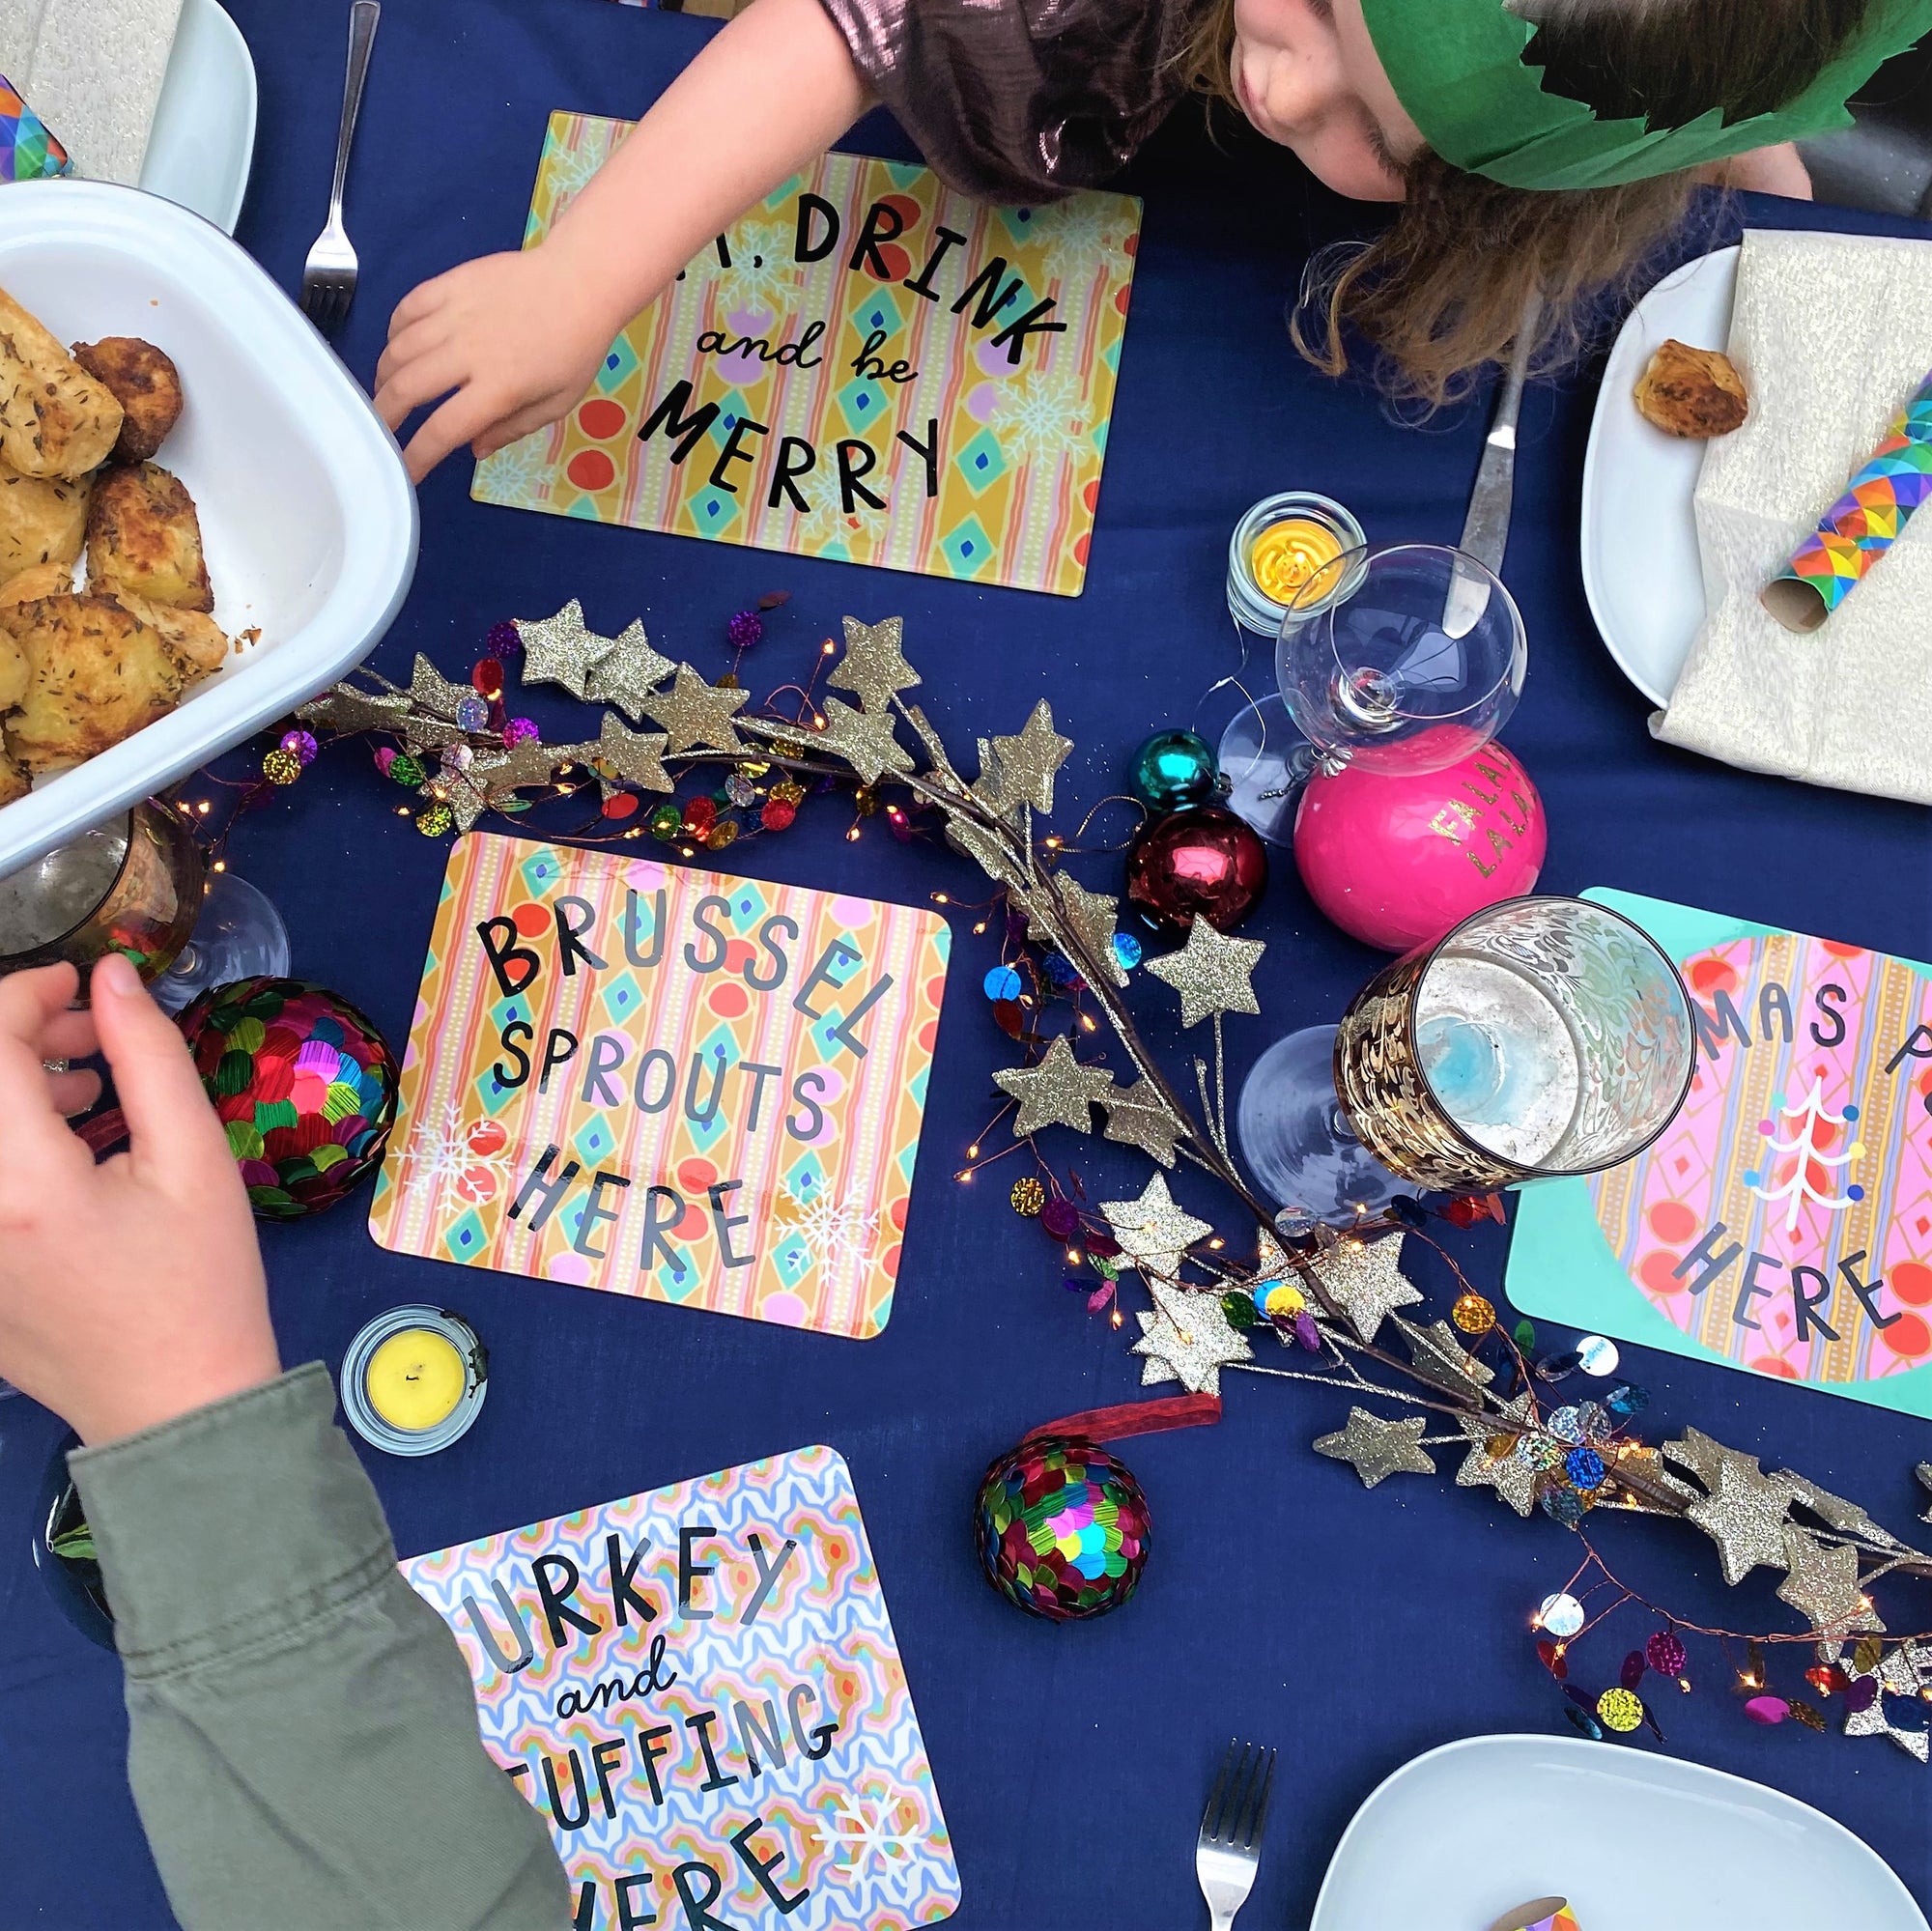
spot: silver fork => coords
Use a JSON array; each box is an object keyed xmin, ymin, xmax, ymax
[
  {"xmin": 1194, "ymin": 1739, "xmax": 1276, "ymax": 1930},
  {"xmin": 300, "ymin": 0, "xmax": 382, "ymax": 333}
]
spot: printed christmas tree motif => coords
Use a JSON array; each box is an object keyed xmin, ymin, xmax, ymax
[
  {"xmin": 810, "ymin": 1791, "xmax": 927, "ymax": 1902},
  {"xmin": 1744, "ymin": 1077, "xmax": 1866, "ymax": 1235}
]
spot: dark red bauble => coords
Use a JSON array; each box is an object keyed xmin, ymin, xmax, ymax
[{"xmin": 1124, "ymin": 805, "xmax": 1268, "ymax": 937}]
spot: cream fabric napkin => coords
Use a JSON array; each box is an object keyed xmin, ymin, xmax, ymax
[
  {"xmin": 0, "ymin": 0, "xmax": 185, "ymax": 187},
  {"xmin": 1652, "ymin": 227, "xmax": 1932, "ymax": 803}
]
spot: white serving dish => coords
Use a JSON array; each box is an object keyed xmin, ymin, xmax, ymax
[
  {"xmin": 1311, "ymin": 1733, "xmax": 1926, "ymax": 1931},
  {"xmin": 140, "ymin": 0, "xmax": 259, "ymax": 235},
  {"xmin": 1579, "ymin": 243, "xmax": 1740, "ymax": 708},
  {"xmin": 0, "ymin": 178, "xmax": 415, "ymax": 875}
]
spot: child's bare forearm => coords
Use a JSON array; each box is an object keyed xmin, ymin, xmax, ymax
[{"xmin": 546, "ymin": 0, "xmax": 872, "ymax": 333}]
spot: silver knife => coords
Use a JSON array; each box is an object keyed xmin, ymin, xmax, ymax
[{"xmin": 1443, "ymin": 290, "xmax": 1542, "ymax": 637}]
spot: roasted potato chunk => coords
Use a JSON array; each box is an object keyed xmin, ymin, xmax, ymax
[
  {"xmin": 71, "ymin": 337, "xmax": 185, "ymax": 465},
  {"xmin": 0, "ymin": 286, "xmax": 124, "ymax": 478},
  {"xmin": 1634, "ymin": 339, "xmax": 1749, "ymax": 439},
  {"xmin": 0, "ymin": 747, "xmax": 28, "ymax": 807},
  {"xmin": 0, "ymin": 461, "xmax": 89, "ymax": 579},
  {"xmin": 0, "ymin": 561, "xmax": 71, "ymax": 608},
  {"xmin": 0, "ymin": 592, "xmax": 199, "ymax": 771},
  {"xmin": 0, "ymin": 611, "xmax": 24, "ymax": 711},
  {"xmin": 86, "ymin": 462, "xmax": 213, "ymax": 612},
  {"xmin": 107, "ymin": 586, "xmax": 228, "ymax": 674}
]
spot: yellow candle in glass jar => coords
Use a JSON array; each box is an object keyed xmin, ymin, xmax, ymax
[
  {"xmin": 1249, "ymin": 517, "xmax": 1345, "ymax": 604},
  {"xmin": 364, "ymin": 1328, "xmax": 467, "ymax": 1433}
]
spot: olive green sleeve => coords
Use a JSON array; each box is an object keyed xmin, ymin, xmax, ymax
[{"xmin": 67, "ymin": 1363, "xmax": 572, "ymax": 1931}]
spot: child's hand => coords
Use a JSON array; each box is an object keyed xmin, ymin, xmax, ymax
[
  {"xmin": 0, "ymin": 957, "xmax": 279, "ymax": 1445},
  {"xmin": 374, "ymin": 245, "xmax": 626, "ymax": 484}
]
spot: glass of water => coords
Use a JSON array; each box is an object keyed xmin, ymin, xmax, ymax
[{"xmin": 1236, "ymin": 895, "xmax": 1694, "ymax": 1228}]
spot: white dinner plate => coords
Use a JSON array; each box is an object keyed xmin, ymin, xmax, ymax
[
  {"xmin": 1311, "ymin": 1734, "xmax": 1926, "ymax": 1931},
  {"xmin": 1579, "ymin": 244, "xmax": 1740, "ymax": 708},
  {"xmin": 138, "ymin": 0, "xmax": 257, "ymax": 235}
]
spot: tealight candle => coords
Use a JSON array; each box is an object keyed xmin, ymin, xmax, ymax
[
  {"xmin": 340, "ymin": 1305, "xmax": 487, "ymax": 1457},
  {"xmin": 1226, "ymin": 491, "xmax": 1366, "ymax": 641},
  {"xmin": 365, "ymin": 1328, "xmax": 467, "ymax": 1433}
]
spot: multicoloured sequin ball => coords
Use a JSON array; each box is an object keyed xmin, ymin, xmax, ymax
[{"xmin": 974, "ymin": 1434, "xmax": 1151, "ymax": 1622}]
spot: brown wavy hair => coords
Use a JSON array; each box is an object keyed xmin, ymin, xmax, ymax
[{"xmin": 1178, "ymin": 0, "xmax": 1879, "ymax": 406}]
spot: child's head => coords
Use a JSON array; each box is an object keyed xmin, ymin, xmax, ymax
[{"xmin": 1180, "ymin": 0, "xmax": 1927, "ymax": 402}]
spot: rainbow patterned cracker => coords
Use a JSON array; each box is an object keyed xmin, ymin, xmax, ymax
[
  {"xmin": 473, "ymin": 114, "xmax": 1139, "ymax": 597},
  {"xmin": 0, "ymin": 74, "xmax": 69, "ymax": 182},
  {"xmin": 1762, "ymin": 368, "xmax": 1932, "ymax": 631},
  {"xmin": 403, "ymin": 1445, "xmax": 961, "ymax": 1929},
  {"xmin": 368, "ymin": 833, "xmax": 950, "ymax": 1338},
  {"xmin": 1489, "ymin": 1901, "xmax": 1577, "ymax": 1931}
]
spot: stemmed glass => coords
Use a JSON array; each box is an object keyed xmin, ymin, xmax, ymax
[
  {"xmin": 1236, "ymin": 895, "xmax": 1695, "ymax": 1231},
  {"xmin": 1209, "ymin": 541, "xmax": 1528, "ymax": 846},
  {"xmin": 0, "ymin": 799, "xmax": 289, "ymax": 1013}
]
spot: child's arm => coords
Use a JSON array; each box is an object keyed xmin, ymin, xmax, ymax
[{"xmin": 375, "ymin": 0, "xmax": 869, "ymax": 483}]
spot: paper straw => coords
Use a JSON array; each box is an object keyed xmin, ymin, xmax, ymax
[{"xmin": 1761, "ymin": 367, "xmax": 1932, "ymax": 632}]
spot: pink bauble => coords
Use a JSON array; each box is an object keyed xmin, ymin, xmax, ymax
[{"xmin": 1293, "ymin": 741, "xmax": 1546, "ymax": 951}]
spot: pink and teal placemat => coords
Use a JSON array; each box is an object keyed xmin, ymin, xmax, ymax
[
  {"xmin": 1507, "ymin": 888, "xmax": 1932, "ymax": 1417},
  {"xmin": 404, "ymin": 1444, "xmax": 961, "ymax": 1928}
]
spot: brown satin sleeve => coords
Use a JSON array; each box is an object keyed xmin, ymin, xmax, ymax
[{"xmin": 816, "ymin": 0, "xmax": 1200, "ymax": 203}]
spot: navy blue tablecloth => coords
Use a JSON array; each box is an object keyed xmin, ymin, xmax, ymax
[{"xmin": 6, "ymin": 3, "xmax": 1932, "ymax": 1922}]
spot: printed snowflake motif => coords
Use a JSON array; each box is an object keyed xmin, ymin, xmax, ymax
[
  {"xmin": 402, "ymin": 1105, "xmax": 518, "ymax": 1214},
  {"xmin": 1744, "ymin": 1076, "xmax": 1866, "ymax": 1234},
  {"xmin": 474, "ymin": 431, "xmax": 555, "ymax": 510},
  {"xmin": 719, "ymin": 219, "xmax": 797, "ymax": 308},
  {"xmin": 1027, "ymin": 196, "xmax": 1126, "ymax": 281},
  {"xmin": 795, "ymin": 493, "xmax": 889, "ymax": 552},
  {"xmin": 810, "ymin": 1792, "xmax": 926, "ymax": 1903},
  {"xmin": 782, "ymin": 1178, "xmax": 880, "ymax": 1271},
  {"xmin": 991, "ymin": 366, "xmax": 1088, "ymax": 462}
]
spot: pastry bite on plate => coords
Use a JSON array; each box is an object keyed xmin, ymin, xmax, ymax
[
  {"xmin": 85, "ymin": 461, "xmax": 213, "ymax": 611},
  {"xmin": 0, "ymin": 286, "xmax": 125, "ymax": 478},
  {"xmin": 1634, "ymin": 338, "xmax": 1748, "ymax": 438}
]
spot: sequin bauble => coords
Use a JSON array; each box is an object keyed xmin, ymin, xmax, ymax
[
  {"xmin": 502, "ymin": 717, "xmax": 541, "ymax": 748},
  {"xmin": 1537, "ymin": 1591, "xmax": 1585, "ymax": 1637},
  {"xmin": 1010, "ymin": 1177, "xmax": 1046, "ymax": 1216},
  {"xmin": 1128, "ymin": 728, "xmax": 1219, "ymax": 811},
  {"xmin": 279, "ymin": 728, "xmax": 318, "ymax": 767},
  {"xmin": 1645, "ymin": 1631, "xmax": 1688, "ymax": 1678},
  {"xmin": 455, "ymin": 695, "xmax": 490, "ymax": 733},
  {"xmin": 261, "ymin": 748, "xmax": 302, "ymax": 786},
  {"xmin": 974, "ymin": 1434, "xmax": 1151, "ymax": 1622},
  {"xmin": 178, "ymin": 979, "xmax": 399, "ymax": 1221},
  {"xmin": 1124, "ymin": 806, "xmax": 1268, "ymax": 937},
  {"xmin": 1597, "ymin": 1688, "xmax": 1644, "ymax": 1732},
  {"xmin": 1451, "ymin": 1292, "xmax": 1496, "ymax": 1334}
]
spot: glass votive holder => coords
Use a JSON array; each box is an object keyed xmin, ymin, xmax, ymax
[
  {"xmin": 1227, "ymin": 491, "xmax": 1367, "ymax": 641},
  {"xmin": 340, "ymin": 1305, "xmax": 488, "ymax": 1457}
]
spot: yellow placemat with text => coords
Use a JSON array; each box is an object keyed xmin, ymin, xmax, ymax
[
  {"xmin": 368, "ymin": 835, "xmax": 951, "ymax": 1339},
  {"xmin": 471, "ymin": 114, "xmax": 1139, "ymax": 595}
]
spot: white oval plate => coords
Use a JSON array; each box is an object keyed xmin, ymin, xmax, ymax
[
  {"xmin": 1579, "ymin": 245, "xmax": 1740, "ymax": 708},
  {"xmin": 1311, "ymin": 1734, "xmax": 1926, "ymax": 1931},
  {"xmin": 138, "ymin": 0, "xmax": 257, "ymax": 235}
]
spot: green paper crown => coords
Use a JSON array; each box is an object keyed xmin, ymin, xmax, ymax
[{"xmin": 1361, "ymin": 0, "xmax": 1932, "ymax": 190}]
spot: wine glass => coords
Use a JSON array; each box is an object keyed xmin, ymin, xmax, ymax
[
  {"xmin": 1236, "ymin": 895, "xmax": 1695, "ymax": 1231},
  {"xmin": 0, "ymin": 799, "xmax": 289, "ymax": 1013},
  {"xmin": 1211, "ymin": 541, "xmax": 1528, "ymax": 846}
]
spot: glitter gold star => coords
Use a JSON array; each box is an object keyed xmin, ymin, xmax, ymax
[
  {"xmin": 992, "ymin": 1035, "xmax": 1115, "ymax": 1137},
  {"xmin": 811, "ymin": 695, "xmax": 913, "ymax": 784},
  {"xmin": 1776, "ymin": 1526, "xmax": 1883, "ymax": 1635},
  {"xmin": 1393, "ymin": 1315, "xmax": 1497, "ymax": 1398},
  {"xmin": 407, "ymin": 653, "xmax": 472, "ymax": 722},
  {"xmin": 515, "ymin": 599, "xmax": 617, "ymax": 700},
  {"xmin": 943, "ymin": 808, "xmax": 1023, "ymax": 887},
  {"xmin": 1453, "ymin": 1396, "xmax": 1541, "ymax": 1517},
  {"xmin": 1780, "ymin": 1473, "xmax": 1908, "ymax": 1550},
  {"xmin": 1687, "ymin": 1459, "xmax": 1795, "ymax": 1586},
  {"xmin": 1302, "ymin": 1232, "xmax": 1422, "ymax": 1345},
  {"xmin": 583, "ymin": 619, "xmax": 675, "ymax": 722},
  {"xmin": 480, "ymin": 739, "xmax": 571, "ymax": 799},
  {"xmin": 1101, "ymin": 1078, "xmax": 1185, "ymax": 1167},
  {"xmin": 298, "ymin": 680, "xmax": 411, "ymax": 736},
  {"xmin": 1026, "ymin": 875, "xmax": 1127, "ymax": 988},
  {"xmin": 985, "ymin": 700, "xmax": 1074, "ymax": 815},
  {"xmin": 1100, "ymin": 1174, "xmax": 1213, "ymax": 1281},
  {"xmin": 579, "ymin": 711, "xmax": 673, "ymax": 794},
  {"xmin": 1131, "ymin": 1283, "xmax": 1252, "ymax": 1396},
  {"xmin": 827, "ymin": 614, "xmax": 920, "ymax": 711},
  {"xmin": 422, "ymin": 753, "xmax": 506, "ymax": 834},
  {"xmin": 642, "ymin": 663, "xmax": 750, "ymax": 754},
  {"xmin": 1831, "ymin": 1639, "xmax": 1929, "ymax": 1758},
  {"xmin": 1315, "ymin": 1407, "xmax": 1436, "ymax": 1488},
  {"xmin": 1142, "ymin": 918, "xmax": 1265, "ymax": 1029}
]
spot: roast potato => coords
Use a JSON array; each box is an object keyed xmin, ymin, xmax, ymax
[
  {"xmin": 0, "ymin": 750, "xmax": 27, "ymax": 807},
  {"xmin": 108, "ymin": 585, "xmax": 227, "ymax": 673},
  {"xmin": 0, "ymin": 591, "xmax": 201, "ymax": 771},
  {"xmin": 0, "ymin": 561, "xmax": 71, "ymax": 608},
  {"xmin": 0, "ymin": 461, "xmax": 89, "ymax": 579},
  {"xmin": 0, "ymin": 286, "xmax": 124, "ymax": 478},
  {"xmin": 85, "ymin": 462, "xmax": 213, "ymax": 612},
  {"xmin": 1634, "ymin": 339, "xmax": 1749, "ymax": 439},
  {"xmin": 0, "ymin": 609, "xmax": 24, "ymax": 710},
  {"xmin": 71, "ymin": 337, "xmax": 185, "ymax": 465}
]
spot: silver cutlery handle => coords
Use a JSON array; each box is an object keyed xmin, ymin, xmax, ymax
[
  {"xmin": 329, "ymin": 1, "xmax": 381, "ymax": 223},
  {"xmin": 1458, "ymin": 289, "xmax": 1542, "ymax": 574}
]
